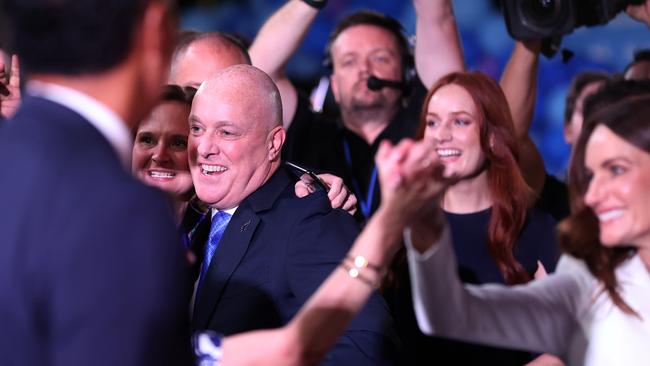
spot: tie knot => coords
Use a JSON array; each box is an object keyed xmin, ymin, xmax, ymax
[{"xmin": 209, "ymin": 210, "xmax": 232, "ymax": 239}]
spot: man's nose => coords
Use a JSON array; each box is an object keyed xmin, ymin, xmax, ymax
[{"xmin": 196, "ymin": 136, "xmax": 219, "ymax": 158}]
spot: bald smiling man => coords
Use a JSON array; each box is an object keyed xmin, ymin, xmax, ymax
[{"xmin": 188, "ymin": 65, "xmax": 397, "ymax": 365}]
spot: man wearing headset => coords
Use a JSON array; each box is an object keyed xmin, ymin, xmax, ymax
[{"xmin": 250, "ymin": 0, "xmax": 464, "ymax": 222}]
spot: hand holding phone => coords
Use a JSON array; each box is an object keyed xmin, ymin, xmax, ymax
[{"xmin": 285, "ymin": 161, "xmax": 330, "ymax": 192}]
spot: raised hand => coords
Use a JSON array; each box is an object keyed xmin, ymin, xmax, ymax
[
  {"xmin": 376, "ymin": 139, "xmax": 446, "ymax": 223},
  {"xmin": 0, "ymin": 53, "xmax": 21, "ymax": 120},
  {"xmin": 375, "ymin": 139, "xmax": 450, "ymax": 253}
]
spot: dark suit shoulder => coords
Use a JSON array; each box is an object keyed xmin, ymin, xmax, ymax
[
  {"xmin": 271, "ymin": 183, "xmax": 398, "ymax": 365},
  {"xmin": 0, "ymin": 99, "xmax": 193, "ymax": 365}
]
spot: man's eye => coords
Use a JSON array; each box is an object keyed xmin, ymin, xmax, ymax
[
  {"xmin": 371, "ymin": 54, "xmax": 391, "ymax": 64},
  {"xmin": 339, "ymin": 58, "xmax": 355, "ymax": 68}
]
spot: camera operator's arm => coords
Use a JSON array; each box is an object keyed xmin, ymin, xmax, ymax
[
  {"xmin": 249, "ymin": 0, "xmax": 322, "ymax": 129},
  {"xmin": 499, "ymin": 40, "xmax": 545, "ymax": 195},
  {"xmin": 626, "ymin": 1, "xmax": 650, "ymax": 27},
  {"xmin": 413, "ymin": 0, "xmax": 465, "ymax": 88}
]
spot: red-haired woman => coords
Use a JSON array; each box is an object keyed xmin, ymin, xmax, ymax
[{"xmin": 385, "ymin": 71, "xmax": 559, "ymax": 365}]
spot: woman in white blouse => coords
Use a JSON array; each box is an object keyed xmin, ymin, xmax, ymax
[{"xmin": 404, "ymin": 94, "xmax": 650, "ymax": 365}]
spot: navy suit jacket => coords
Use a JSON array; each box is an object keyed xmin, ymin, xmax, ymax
[
  {"xmin": 192, "ymin": 167, "xmax": 397, "ymax": 364},
  {"xmin": 0, "ymin": 97, "xmax": 193, "ymax": 366}
]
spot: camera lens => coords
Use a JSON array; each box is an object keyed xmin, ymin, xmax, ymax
[
  {"xmin": 517, "ymin": 0, "xmax": 570, "ymax": 32},
  {"xmin": 504, "ymin": 0, "xmax": 576, "ymax": 39},
  {"xmin": 522, "ymin": 0, "xmax": 561, "ymax": 26}
]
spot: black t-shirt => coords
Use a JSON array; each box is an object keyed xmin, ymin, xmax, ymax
[
  {"xmin": 447, "ymin": 207, "xmax": 559, "ymax": 283},
  {"xmin": 283, "ymin": 83, "xmax": 425, "ymax": 222}
]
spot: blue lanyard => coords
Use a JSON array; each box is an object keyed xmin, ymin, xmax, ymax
[{"xmin": 342, "ymin": 139, "xmax": 378, "ymax": 219}]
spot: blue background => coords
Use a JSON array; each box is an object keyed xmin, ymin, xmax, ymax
[{"xmin": 179, "ymin": 0, "xmax": 650, "ymax": 175}]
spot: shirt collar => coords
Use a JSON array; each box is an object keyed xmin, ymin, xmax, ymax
[
  {"xmin": 26, "ymin": 80, "xmax": 133, "ymax": 170},
  {"xmin": 211, "ymin": 207, "xmax": 238, "ymax": 219}
]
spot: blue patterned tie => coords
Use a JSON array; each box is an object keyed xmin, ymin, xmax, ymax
[{"xmin": 199, "ymin": 210, "xmax": 232, "ymax": 284}]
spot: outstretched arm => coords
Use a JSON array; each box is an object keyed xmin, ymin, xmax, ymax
[
  {"xmin": 406, "ymin": 222, "xmax": 583, "ymax": 359},
  {"xmin": 218, "ymin": 140, "xmax": 445, "ymax": 365},
  {"xmin": 249, "ymin": 0, "xmax": 322, "ymax": 128},
  {"xmin": 500, "ymin": 40, "xmax": 540, "ymax": 137},
  {"xmin": 499, "ymin": 40, "xmax": 546, "ymax": 195},
  {"xmin": 413, "ymin": 0, "xmax": 465, "ymax": 88}
]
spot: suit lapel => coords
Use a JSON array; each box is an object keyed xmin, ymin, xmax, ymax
[
  {"xmin": 191, "ymin": 167, "xmax": 295, "ymax": 330},
  {"xmin": 192, "ymin": 202, "xmax": 260, "ymax": 330}
]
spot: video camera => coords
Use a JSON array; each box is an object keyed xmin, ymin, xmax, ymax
[{"xmin": 503, "ymin": 0, "xmax": 646, "ymax": 40}]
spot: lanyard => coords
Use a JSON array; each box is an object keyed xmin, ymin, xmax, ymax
[{"xmin": 342, "ymin": 138, "xmax": 378, "ymax": 219}]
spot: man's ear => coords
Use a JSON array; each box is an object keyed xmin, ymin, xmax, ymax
[{"xmin": 268, "ymin": 126, "xmax": 286, "ymax": 161}]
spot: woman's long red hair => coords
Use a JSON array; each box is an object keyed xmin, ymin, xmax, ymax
[{"xmin": 417, "ymin": 71, "xmax": 533, "ymax": 285}]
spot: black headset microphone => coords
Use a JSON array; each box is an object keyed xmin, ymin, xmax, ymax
[{"xmin": 366, "ymin": 75, "xmax": 408, "ymax": 92}]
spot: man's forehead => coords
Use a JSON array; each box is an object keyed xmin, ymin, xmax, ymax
[
  {"xmin": 333, "ymin": 24, "xmax": 400, "ymax": 49},
  {"xmin": 195, "ymin": 79, "xmax": 258, "ymax": 113}
]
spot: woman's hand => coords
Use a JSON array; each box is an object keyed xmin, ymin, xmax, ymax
[{"xmin": 375, "ymin": 139, "xmax": 446, "ymax": 228}]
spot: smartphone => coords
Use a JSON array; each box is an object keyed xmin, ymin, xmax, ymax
[{"xmin": 285, "ymin": 161, "xmax": 330, "ymax": 192}]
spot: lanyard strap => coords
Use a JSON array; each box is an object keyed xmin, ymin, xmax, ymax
[{"xmin": 342, "ymin": 138, "xmax": 378, "ymax": 219}]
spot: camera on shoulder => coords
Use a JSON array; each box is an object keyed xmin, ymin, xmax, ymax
[{"xmin": 503, "ymin": 0, "xmax": 646, "ymax": 40}]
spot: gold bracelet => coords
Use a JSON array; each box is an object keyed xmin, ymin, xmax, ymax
[
  {"xmin": 340, "ymin": 262, "xmax": 377, "ymax": 288},
  {"xmin": 346, "ymin": 255, "xmax": 383, "ymax": 274}
]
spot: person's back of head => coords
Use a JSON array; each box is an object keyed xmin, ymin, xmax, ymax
[
  {"xmin": 169, "ymin": 31, "xmax": 252, "ymax": 88},
  {"xmin": 563, "ymin": 71, "xmax": 610, "ymax": 145},
  {"xmin": 1, "ymin": 0, "xmax": 179, "ymax": 127},
  {"xmin": 583, "ymin": 79, "xmax": 650, "ymax": 122},
  {"xmin": 564, "ymin": 71, "xmax": 610, "ymax": 125},
  {"xmin": 623, "ymin": 48, "xmax": 650, "ymax": 81},
  {"xmin": 0, "ymin": 0, "xmax": 168, "ymax": 75}
]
